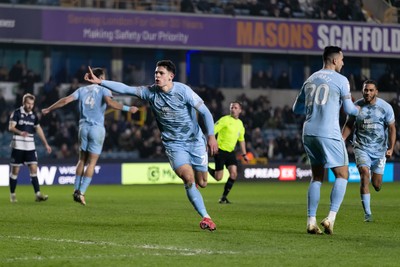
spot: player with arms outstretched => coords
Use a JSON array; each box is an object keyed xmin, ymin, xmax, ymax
[
  {"xmin": 84, "ymin": 60, "xmax": 218, "ymax": 231},
  {"xmin": 42, "ymin": 68, "xmax": 138, "ymax": 205}
]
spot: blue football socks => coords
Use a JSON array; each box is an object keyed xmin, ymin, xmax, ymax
[
  {"xmin": 79, "ymin": 177, "xmax": 92, "ymax": 195},
  {"xmin": 308, "ymin": 180, "xmax": 322, "ymax": 217},
  {"xmin": 185, "ymin": 183, "xmax": 208, "ymax": 217},
  {"xmin": 361, "ymin": 193, "xmax": 371, "ymax": 215},
  {"xmin": 330, "ymin": 178, "xmax": 348, "ymax": 212},
  {"xmin": 74, "ymin": 175, "xmax": 82, "ymax": 191}
]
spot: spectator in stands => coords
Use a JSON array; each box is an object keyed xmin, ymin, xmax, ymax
[
  {"xmin": 279, "ymin": 0, "xmax": 295, "ymax": 18},
  {"xmin": 197, "ymin": 0, "xmax": 211, "ymax": 13},
  {"xmin": 393, "ymin": 139, "xmax": 400, "ymax": 159},
  {"xmin": 64, "ymin": 78, "xmax": 80, "ymax": 120},
  {"xmin": 55, "ymin": 143, "xmax": 73, "ymax": 159},
  {"xmin": 40, "ymin": 109, "xmax": 60, "ymax": 144},
  {"xmin": 0, "ymin": 66, "xmax": 8, "ymax": 81},
  {"xmin": 251, "ymin": 70, "xmax": 268, "ymax": 88},
  {"xmin": 223, "ymin": 2, "xmax": 236, "ymax": 16},
  {"xmin": 265, "ymin": 0, "xmax": 279, "ymax": 17},
  {"xmin": 124, "ymin": 63, "xmax": 145, "ymax": 85},
  {"xmin": 8, "ymin": 60, "xmax": 25, "ymax": 82},
  {"xmin": 118, "ymin": 128, "xmax": 135, "ymax": 151},
  {"xmin": 264, "ymin": 69, "xmax": 276, "ymax": 88},
  {"xmin": 74, "ymin": 64, "xmax": 87, "ymax": 83},
  {"xmin": 282, "ymin": 104, "xmax": 297, "ymax": 124},
  {"xmin": 277, "ymin": 70, "xmax": 291, "ymax": 89},
  {"xmin": 0, "ymin": 111, "xmax": 8, "ymax": 133},
  {"xmin": 52, "ymin": 124, "xmax": 74, "ymax": 149},
  {"xmin": 180, "ymin": 0, "xmax": 196, "ymax": 12},
  {"xmin": 378, "ymin": 71, "xmax": 400, "ymax": 92},
  {"xmin": 104, "ymin": 121, "xmax": 122, "ymax": 152},
  {"xmin": 0, "ymin": 91, "xmax": 6, "ymax": 115},
  {"xmin": 300, "ymin": 0, "xmax": 317, "ymax": 18},
  {"xmin": 248, "ymin": 0, "xmax": 263, "ymax": 16},
  {"xmin": 14, "ymin": 86, "xmax": 25, "ymax": 109},
  {"xmin": 337, "ymin": 0, "xmax": 353, "ymax": 20},
  {"xmin": 20, "ymin": 69, "xmax": 37, "ymax": 95},
  {"xmin": 41, "ymin": 78, "xmax": 60, "ymax": 108}
]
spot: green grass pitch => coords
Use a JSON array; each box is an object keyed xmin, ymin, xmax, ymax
[{"xmin": 1, "ymin": 182, "xmax": 399, "ymax": 267}]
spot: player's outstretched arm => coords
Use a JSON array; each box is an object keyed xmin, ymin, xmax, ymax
[
  {"xmin": 343, "ymin": 98, "xmax": 359, "ymax": 116},
  {"xmin": 42, "ymin": 95, "xmax": 75, "ymax": 115},
  {"xmin": 104, "ymin": 96, "xmax": 139, "ymax": 114}
]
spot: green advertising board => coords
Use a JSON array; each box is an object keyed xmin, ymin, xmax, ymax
[{"xmin": 122, "ymin": 163, "xmax": 229, "ymax": 184}]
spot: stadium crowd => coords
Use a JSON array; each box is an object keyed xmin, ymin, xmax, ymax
[{"xmin": 0, "ymin": 0, "xmax": 379, "ymax": 23}]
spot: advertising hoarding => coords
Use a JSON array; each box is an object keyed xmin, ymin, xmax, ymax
[
  {"xmin": 0, "ymin": 163, "xmax": 121, "ymax": 186},
  {"xmin": 1, "ymin": 6, "xmax": 400, "ymax": 57}
]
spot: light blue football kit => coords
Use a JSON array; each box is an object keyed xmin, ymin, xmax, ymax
[
  {"xmin": 351, "ymin": 97, "xmax": 395, "ymax": 173},
  {"xmin": 101, "ymin": 80, "xmax": 215, "ymax": 218},
  {"xmin": 72, "ymin": 84, "xmax": 112, "ymax": 193},
  {"xmin": 101, "ymin": 80, "xmax": 214, "ymax": 171},
  {"xmin": 350, "ymin": 97, "xmax": 395, "ymax": 218},
  {"xmin": 293, "ymin": 69, "xmax": 359, "ymax": 219},
  {"xmin": 72, "ymin": 84, "xmax": 111, "ymax": 154}
]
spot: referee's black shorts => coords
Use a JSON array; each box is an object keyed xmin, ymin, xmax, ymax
[{"xmin": 214, "ymin": 149, "xmax": 237, "ymax": 171}]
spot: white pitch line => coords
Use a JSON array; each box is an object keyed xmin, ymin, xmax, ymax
[{"xmin": 0, "ymin": 235, "xmax": 238, "ymax": 257}]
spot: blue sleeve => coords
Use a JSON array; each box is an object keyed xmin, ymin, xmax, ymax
[
  {"xmin": 292, "ymin": 88, "xmax": 306, "ymax": 114},
  {"xmin": 343, "ymin": 98, "xmax": 359, "ymax": 116},
  {"xmin": 101, "ymin": 80, "xmax": 139, "ymax": 96},
  {"xmin": 72, "ymin": 88, "xmax": 80, "ymax": 100},
  {"xmin": 197, "ymin": 104, "xmax": 215, "ymax": 136},
  {"xmin": 102, "ymin": 87, "xmax": 113, "ymax": 98},
  {"xmin": 385, "ymin": 103, "xmax": 395, "ymax": 124}
]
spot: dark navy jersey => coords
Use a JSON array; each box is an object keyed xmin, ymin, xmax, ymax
[{"xmin": 9, "ymin": 106, "xmax": 39, "ymax": 150}]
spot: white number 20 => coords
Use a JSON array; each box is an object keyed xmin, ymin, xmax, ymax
[{"xmin": 305, "ymin": 83, "xmax": 329, "ymax": 106}]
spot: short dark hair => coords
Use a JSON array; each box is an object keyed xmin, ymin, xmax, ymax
[
  {"xmin": 92, "ymin": 67, "xmax": 106, "ymax": 79},
  {"xmin": 323, "ymin": 46, "xmax": 342, "ymax": 62},
  {"xmin": 156, "ymin": 60, "xmax": 176, "ymax": 75},
  {"xmin": 363, "ymin": 79, "xmax": 378, "ymax": 88}
]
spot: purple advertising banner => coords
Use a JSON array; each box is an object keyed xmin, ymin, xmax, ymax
[
  {"xmin": 1, "ymin": 6, "xmax": 400, "ymax": 57},
  {"xmin": 0, "ymin": 163, "xmax": 122, "ymax": 186},
  {"xmin": 41, "ymin": 9, "xmax": 400, "ymax": 57},
  {"xmin": 0, "ymin": 7, "xmax": 42, "ymax": 40}
]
